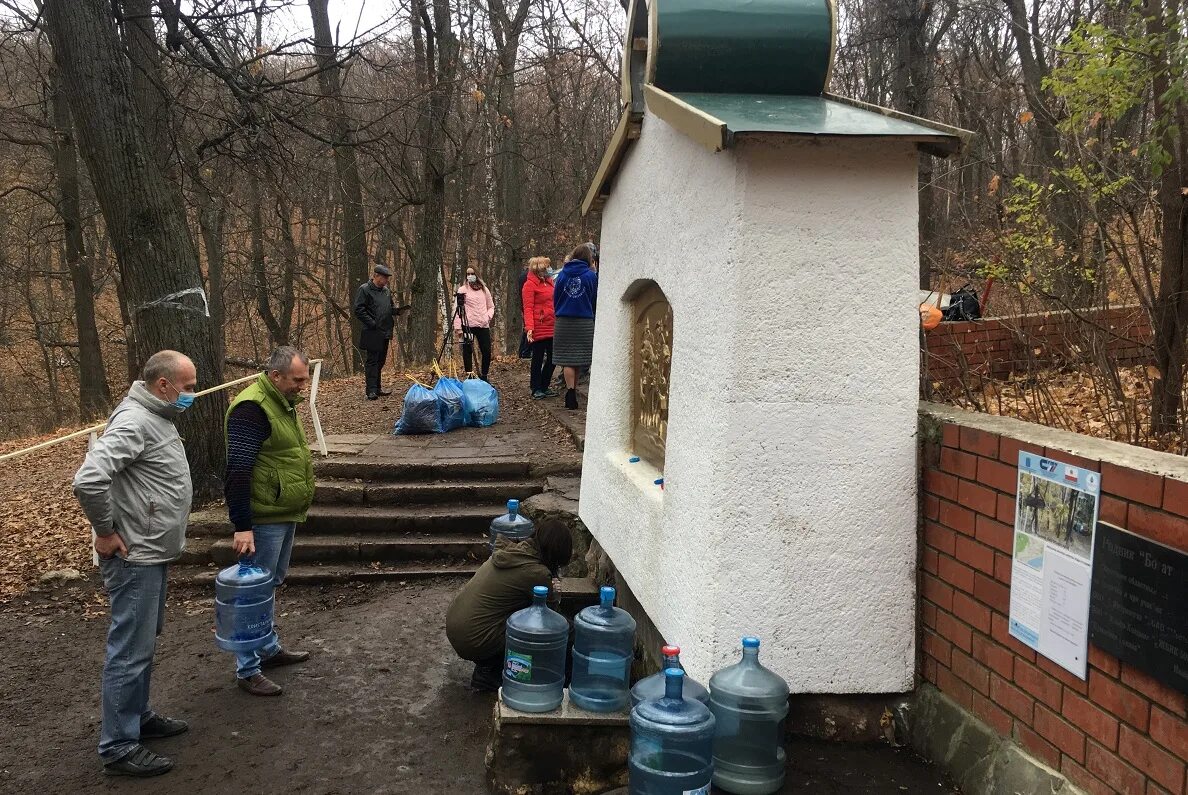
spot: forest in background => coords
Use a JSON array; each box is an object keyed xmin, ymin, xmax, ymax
[{"xmin": 0, "ymin": 0, "xmax": 1184, "ymax": 470}]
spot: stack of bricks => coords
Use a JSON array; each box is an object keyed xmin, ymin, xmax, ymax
[
  {"xmin": 920, "ymin": 419, "xmax": 1187, "ymax": 795},
  {"xmin": 924, "ymin": 306, "xmax": 1152, "ymax": 388}
]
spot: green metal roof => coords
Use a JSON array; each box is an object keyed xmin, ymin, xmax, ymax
[
  {"xmin": 652, "ymin": 0, "xmax": 833, "ymax": 96},
  {"xmin": 673, "ymin": 93, "xmax": 963, "ymax": 149}
]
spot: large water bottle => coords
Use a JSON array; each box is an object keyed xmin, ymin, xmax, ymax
[
  {"xmin": 632, "ymin": 645, "xmax": 710, "ymax": 708},
  {"xmin": 502, "ymin": 585, "xmax": 568, "ymax": 713},
  {"xmin": 214, "ymin": 559, "xmax": 275, "ymax": 653},
  {"xmin": 570, "ymin": 585, "xmax": 637, "ymax": 712},
  {"xmin": 708, "ymin": 637, "xmax": 790, "ymax": 794},
  {"xmin": 629, "ymin": 668, "xmax": 716, "ymax": 794},
  {"xmin": 489, "ymin": 499, "xmax": 534, "ymax": 551}
]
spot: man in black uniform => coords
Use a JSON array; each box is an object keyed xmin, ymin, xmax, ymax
[{"xmin": 353, "ymin": 264, "xmax": 401, "ymax": 400}]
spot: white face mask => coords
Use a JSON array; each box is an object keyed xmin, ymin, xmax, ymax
[{"xmin": 467, "ymin": 275, "xmax": 477, "ymax": 284}]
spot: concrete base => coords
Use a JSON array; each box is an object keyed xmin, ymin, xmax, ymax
[
  {"xmin": 897, "ymin": 684, "xmax": 1084, "ymax": 795},
  {"xmin": 486, "ymin": 691, "xmax": 629, "ymax": 795},
  {"xmin": 788, "ymin": 693, "xmax": 908, "ymax": 744}
]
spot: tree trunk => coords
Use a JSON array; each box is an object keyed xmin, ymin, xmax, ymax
[
  {"xmin": 118, "ymin": 0, "xmax": 171, "ymax": 171},
  {"xmin": 44, "ymin": 0, "xmax": 226, "ymax": 495},
  {"xmin": 308, "ymin": 0, "xmax": 368, "ymax": 371},
  {"xmin": 1146, "ymin": 0, "xmax": 1188, "ymax": 434},
  {"xmin": 407, "ymin": 0, "xmax": 459, "ymax": 364},
  {"xmin": 50, "ymin": 66, "xmax": 111, "ymax": 420}
]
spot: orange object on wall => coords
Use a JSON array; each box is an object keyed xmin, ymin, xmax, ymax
[{"xmin": 920, "ymin": 303, "xmax": 943, "ymax": 331}]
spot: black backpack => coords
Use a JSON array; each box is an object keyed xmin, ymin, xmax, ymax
[{"xmin": 943, "ymin": 284, "xmax": 981, "ymax": 322}]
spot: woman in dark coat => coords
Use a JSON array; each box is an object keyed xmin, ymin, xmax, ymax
[
  {"xmin": 552, "ymin": 243, "xmax": 599, "ymax": 410},
  {"xmin": 445, "ymin": 520, "xmax": 573, "ymax": 691}
]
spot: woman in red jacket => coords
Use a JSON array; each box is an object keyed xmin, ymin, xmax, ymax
[{"xmin": 521, "ymin": 256, "xmax": 558, "ymax": 399}]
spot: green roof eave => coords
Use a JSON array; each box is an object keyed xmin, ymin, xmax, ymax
[{"xmin": 664, "ymin": 92, "xmax": 970, "ymax": 157}]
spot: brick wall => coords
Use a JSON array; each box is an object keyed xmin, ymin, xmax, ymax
[
  {"xmin": 919, "ymin": 404, "xmax": 1188, "ymax": 795},
  {"xmin": 924, "ymin": 306, "xmax": 1152, "ymax": 387}
]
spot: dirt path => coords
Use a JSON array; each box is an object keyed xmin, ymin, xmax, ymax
[
  {"xmin": 0, "ymin": 578, "xmax": 957, "ymax": 795},
  {"xmin": 0, "ymin": 579, "xmax": 493, "ymax": 794}
]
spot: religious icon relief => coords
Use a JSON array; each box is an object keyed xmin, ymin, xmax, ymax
[{"xmin": 632, "ymin": 284, "xmax": 672, "ymax": 469}]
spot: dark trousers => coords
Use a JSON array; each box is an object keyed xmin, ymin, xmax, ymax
[
  {"xmin": 364, "ymin": 338, "xmax": 389, "ymax": 395},
  {"xmin": 530, "ymin": 338, "xmax": 555, "ymax": 393},
  {"xmin": 462, "ymin": 327, "xmax": 492, "ymax": 380}
]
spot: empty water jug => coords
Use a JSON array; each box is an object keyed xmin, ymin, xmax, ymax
[
  {"xmin": 489, "ymin": 499, "xmax": 534, "ymax": 551},
  {"xmin": 632, "ymin": 645, "xmax": 710, "ymax": 708},
  {"xmin": 570, "ymin": 585, "xmax": 637, "ymax": 712},
  {"xmin": 214, "ymin": 559, "xmax": 275, "ymax": 653},
  {"xmin": 708, "ymin": 637, "xmax": 790, "ymax": 794},
  {"xmin": 502, "ymin": 585, "xmax": 568, "ymax": 712},
  {"xmin": 629, "ymin": 668, "xmax": 716, "ymax": 794}
]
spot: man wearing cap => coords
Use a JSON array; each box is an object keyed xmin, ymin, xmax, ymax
[{"xmin": 353, "ymin": 264, "xmax": 400, "ymax": 400}]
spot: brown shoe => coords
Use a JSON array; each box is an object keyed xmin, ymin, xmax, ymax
[
  {"xmin": 237, "ymin": 673, "xmax": 282, "ymax": 696},
  {"xmin": 262, "ymin": 648, "xmax": 310, "ymax": 669}
]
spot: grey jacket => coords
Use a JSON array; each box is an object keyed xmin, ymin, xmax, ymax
[{"xmin": 73, "ymin": 382, "xmax": 194, "ymax": 565}]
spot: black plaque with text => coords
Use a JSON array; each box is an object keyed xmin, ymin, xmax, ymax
[{"xmin": 1089, "ymin": 522, "xmax": 1188, "ymax": 695}]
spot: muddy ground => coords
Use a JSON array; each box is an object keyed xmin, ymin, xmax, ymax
[{"xmin": 0, "ymin": 579, "xmax": 957, "ymax": 794}]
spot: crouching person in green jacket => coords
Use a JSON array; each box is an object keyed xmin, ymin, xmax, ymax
[{"xmin": 446, "ymin": 519, "xmax": 573, "ymax": 691}]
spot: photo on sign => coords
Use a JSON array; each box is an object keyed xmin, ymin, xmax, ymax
[{"xmin": 1016, "ymin": 471, "xmax": 1096, "ymax": 561}]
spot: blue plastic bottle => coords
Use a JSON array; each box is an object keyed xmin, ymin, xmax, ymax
[
  {"xmin": 632, "ymin": 645, "xmax": 710, "ymax": 708},
  {"xmin": 570, "ymin": 585, "xmax": 637, "ymax": 712},
  {"xmin": 708, "ymin": 637, "xmax": 790, "ymax": 795},
  {"xmin": 214, "ymin": 559, "xmax": 274, "ymax": 653},
  {"xmin": 629, "ymin": 668, "xmax": 716, "ymax": 794},
  {"xmin": 502, "ymin": 585, "xmax": 568, "ymax": 712},
  {"xmin": 489, "ymin": 499, "xmax": 534, "ymax": 551}
]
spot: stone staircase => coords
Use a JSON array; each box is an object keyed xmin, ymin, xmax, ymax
[{"xmin": 173, "ymin": 455, "xmax": 549, "ymax": 586}]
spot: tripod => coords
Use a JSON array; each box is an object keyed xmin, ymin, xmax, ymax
[{"xmin": 437, "ymin": 291, "xmax": 476, "ymax": 375}]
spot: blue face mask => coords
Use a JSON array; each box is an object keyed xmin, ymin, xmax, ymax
[{"xmin": 168, "ymin": 381, "xmax": 196, "ymax": 412}]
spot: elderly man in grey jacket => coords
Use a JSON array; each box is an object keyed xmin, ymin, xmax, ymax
[{"xmin": 73, "ymin": 350, "xmax": 197, "ymax": 778}]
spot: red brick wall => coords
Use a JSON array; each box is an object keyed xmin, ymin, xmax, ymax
[
  {"xmin": 920, "ymin": 414, "xmax": 1188, "ymax": 795},
  {"xmin": 924, "ymin": 306, "xmax": 1152, "ymax": 386}
]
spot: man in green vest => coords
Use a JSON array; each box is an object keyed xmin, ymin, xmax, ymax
[{"xmin": 224, "ymin": 346, "xmax": 315, "ymax": 696}]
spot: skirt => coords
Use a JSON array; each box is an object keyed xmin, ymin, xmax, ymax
[{"xmin": 553, "ymin": 316, "xmax": 595, "ymax": 367}]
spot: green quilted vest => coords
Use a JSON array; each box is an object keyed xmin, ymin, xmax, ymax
[{"xmin": 226, "ymin": 373, "xmax": 315, "ymax": 524}]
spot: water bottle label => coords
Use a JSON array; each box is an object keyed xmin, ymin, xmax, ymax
[
  {"xmin": 505, "ymin": 651, "xmax": 533, "ymax": 683},
  {"xmin": 683, "ymin": 785, "xmax": 710, "ymax": 795}
]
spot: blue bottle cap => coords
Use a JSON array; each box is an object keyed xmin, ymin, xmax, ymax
[
  {"xmin": 742, "ymin": 636, "xmax": 760, "ymax": 649},
  {"xmin": 508, "ymin": 499, "xmax": 520, "ymax": 512},
  {"xmin": 533, "ymin": 585, "xmax": 549, "ymax": 597},
  {"xmin": 600, "ymin": 585, "xmax": 616, "ymax": 604},
  {"xmin": 664, "ymin": 667, "xmax": 685, "ymax": 679}
]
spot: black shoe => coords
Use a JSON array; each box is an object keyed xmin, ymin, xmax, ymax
[
  {"xmin": 565, "ymin": 389, "xmax": 578, "ymax": 410},
  {"xmin": 366, "ymin": 393, "xmax": 379, "ymax": 401},
  {"xmin": 469, "ymin": 663, "xmax": 502, "ymax": 693},
  {"xmin": 103, "ymin": 745, "xmax": 173, "ymax": 777},
  {"xmin": 262, "ymin": 648, "xmax": 310, "ymax": 668},
  {"xmin": 139, "ymin": 713, "xmax": 189, "ymax": 739}
]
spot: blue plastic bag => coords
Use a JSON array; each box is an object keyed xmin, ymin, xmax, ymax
[
  {"xmin": 394, "ymin": 383, "xmax": 444, "ymax": 435},
  {"xmin": 434, "ymin": 377, "xmax": 466, "ymax": 432},
  {"xmin": 462, "ymin": 378, "xmax": 499, "ymax": 427}
]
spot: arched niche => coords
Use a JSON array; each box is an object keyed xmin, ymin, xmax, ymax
[{"xmin": 628, "ymin": 281, "xmax": 672, "ymax": 468}]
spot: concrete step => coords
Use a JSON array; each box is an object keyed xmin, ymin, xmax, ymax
[
  {"xmin": 303, "ymin": 503, "xmax": 501, "ymax": 535},
  {"xmin": 188, "ymin": 503, "xmax": 503, "ymax": 538},
  {"xmin": 314, "ymin": 456, "xmax": 531, "ymax": 482},
  {"xmin": 170, "ymin": 560, "xmax": 481, "ymax": 587},
  {"xmin": 315, "ymin": 478, "xmax": 545, "ymax": 507},
  {"xmin": 206, "ymin": 532, "xmax": 490, "ymax": 566}
]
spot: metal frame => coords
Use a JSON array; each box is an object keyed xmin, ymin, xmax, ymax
[{"xmin": 0, "ymin": 358, "xmax": 330, "ymax": 463}]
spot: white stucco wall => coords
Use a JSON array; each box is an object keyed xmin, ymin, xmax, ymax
[{"xmin": 580, "ymin": 110, "xmax": 921, "ymax": 692}]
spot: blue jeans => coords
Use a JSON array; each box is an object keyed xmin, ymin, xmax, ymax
[
  {"xmin": 98, "ymin": 557, "xmax": 168, "ymax": 762},
  {"xmin": 235, "ymin": 522, "xmax": 296, "ymax": 679}
]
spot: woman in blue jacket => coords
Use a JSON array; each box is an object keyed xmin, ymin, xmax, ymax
[{"xmin": 553, "ymin": 242, "xmax": 598, "ymax": 410}]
